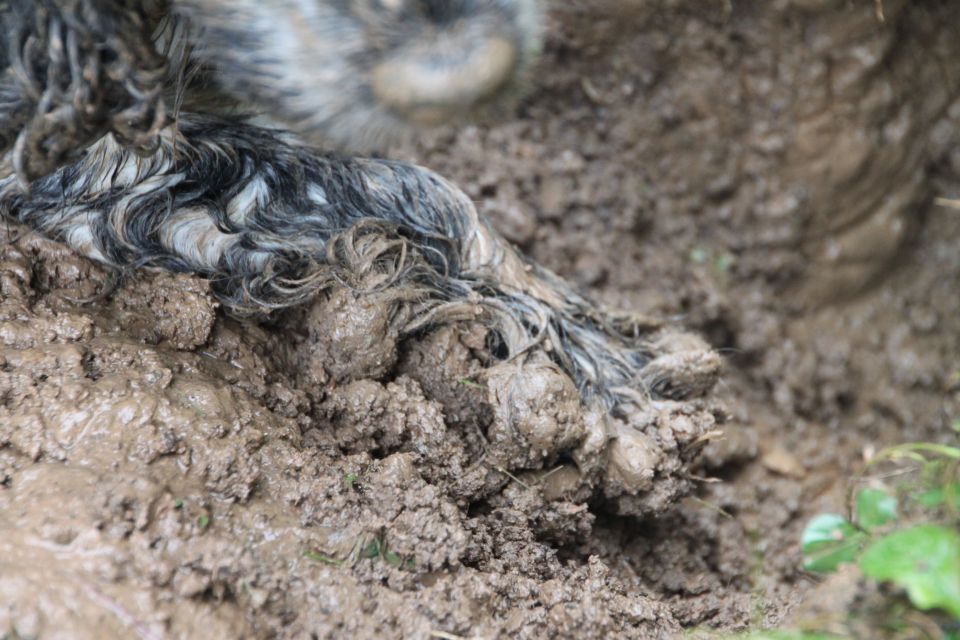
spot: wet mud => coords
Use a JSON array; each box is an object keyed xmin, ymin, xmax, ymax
[{"xmin": 4, "ymin": 1, "xmax": 960, "ymax": 638}]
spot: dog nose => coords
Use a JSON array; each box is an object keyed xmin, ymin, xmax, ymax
[{"xmin": 370, "ymin": 36, "xmax": 519, "ymax": 126}]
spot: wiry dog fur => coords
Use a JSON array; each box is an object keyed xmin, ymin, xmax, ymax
[{"xmin": 0, "ymin": 0, "xmax": 719, "ymax": 423}]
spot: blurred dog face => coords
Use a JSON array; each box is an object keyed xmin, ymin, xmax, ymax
[{"xmin": 178, "ymin": 0, "xmax": 544, "ymax": 150}]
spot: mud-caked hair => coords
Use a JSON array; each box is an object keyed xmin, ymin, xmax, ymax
[{"xmin": 0, "ymin": 0, "xmax": 721, "ymax": 509}]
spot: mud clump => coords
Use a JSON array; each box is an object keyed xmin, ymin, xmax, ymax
[
  {"xmin": 294, "ymin": 286, "xmax": 407, "ymax": 386},
  {"xmin": 0, "ymin": 224, "xmax": 716, "ymax": 638},
  {"xmin": 484, "ymin": 357, "xmax": 586, "ymax": 466}
]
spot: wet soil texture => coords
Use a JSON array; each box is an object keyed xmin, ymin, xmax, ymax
[{"xmin": 3, "ymin": 0, "xmax": 960, "ymax": 638}]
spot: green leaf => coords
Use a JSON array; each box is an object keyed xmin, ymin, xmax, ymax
[
  {"xmin": 855, "ymin": 488, "xmax": 898, "ymax": 531},
  {"xmin": 383, "ymin": 550, "xmax": 403, "ymax": 567},
  {"xmin": 860, "ymin": 524, "xmax": 960, "ymax": 618},
  {"xmin": 801, "ymin": 514, "xmax": 866, "ymax": 573},
  {"xmin": 360, "ymin": 538, "xmax": 381, "ymax": 559},
  {"xmin": 304, "ymin": 550, "xmax": 343, "ymax": 566},
  {"xmin": 916, "ymin": 485, "xmax": 960, "ymax": 509}
]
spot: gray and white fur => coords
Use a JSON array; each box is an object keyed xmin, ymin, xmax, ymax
[{"xmin": 0, "ymin": 0, "xmax": 718, "ymax": 419}]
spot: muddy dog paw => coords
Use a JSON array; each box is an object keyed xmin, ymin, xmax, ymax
[{"xmin": 0, "ymin": 0, "xmax": 722, "ymax": 516}]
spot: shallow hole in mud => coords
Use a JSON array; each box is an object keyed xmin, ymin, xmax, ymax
[{"xmin": 466, "ymin": 499, "xmax": 494, "ymax": 520}]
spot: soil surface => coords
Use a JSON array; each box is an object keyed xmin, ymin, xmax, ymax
[{"xmin": 3, "ymin": 1, "xmax": 960, "ymax": 638}]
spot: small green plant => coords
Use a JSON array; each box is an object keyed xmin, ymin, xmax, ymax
[
  {"xmin": 343, "ymin": 472, "xmax": 359, "ymax": 491},
  {"xmin": 357, "ymin": 531, "xmax": 411, "ymax": 568},
  {"xmin": 304, "ymin": 550, "xmax": 343, "ymax": 566},
  {"xmin": 712, "ymin": 441, "xmax": 960, "ymax": 640},
  {"xmin": 302, "ymin": 529, "xmax": 414, "ymax": 571},
  {"xmin": 800, "ymin": 442, "xmax": 960, "ymax": 622}
]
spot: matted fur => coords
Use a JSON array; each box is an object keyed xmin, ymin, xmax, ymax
[{"xmin": 0, "ymin": 0, "xmax": 719, "ymax": 419}]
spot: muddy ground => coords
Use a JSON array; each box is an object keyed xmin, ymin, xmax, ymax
[{"xmin": 3, "ymin": 0, "xmax": 960, "ymax": 638}]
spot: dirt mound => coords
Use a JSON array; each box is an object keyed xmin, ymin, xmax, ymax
[
  {"xmin": 4, "ymin": 0, "xmax": 960, "ymax": 638},
  {"xmin": 0, "ymin": 226, "xmax": 715, "ymax": 639}
]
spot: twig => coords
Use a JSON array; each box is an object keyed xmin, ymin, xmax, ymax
[{"xmin": 492, "ymin": 465, "xmax": 531, "ymax": 489}]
